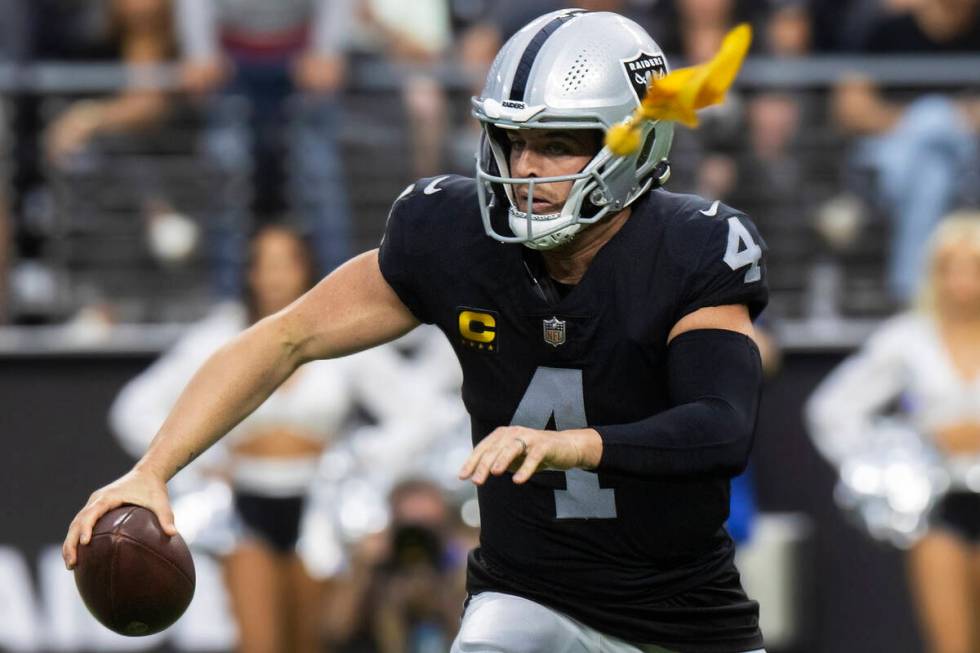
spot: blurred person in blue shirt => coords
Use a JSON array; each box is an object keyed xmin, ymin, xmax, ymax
[
  {"xmin": 832, "ymin": 77, "xmax": 980, "ymax": 301},
  {"xmin": 174, "ymin": 0, "xmax": 355, "ymax": 294},
  {"xmin": 831, "ymin": 0, "xmax": 980, "ymax": 301}
]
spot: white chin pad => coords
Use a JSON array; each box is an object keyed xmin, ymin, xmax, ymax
[{"xmin": 508, "ymin": 210, "xmax": 582, "ymax": 250}]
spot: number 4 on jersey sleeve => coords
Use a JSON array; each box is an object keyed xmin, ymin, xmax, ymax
[
  {"xmin": 675, "ymin": 207, "xmax": 769, "ymax": 322},
  {"xmin": 723, "ymin": 216, "xmax": 763, "ymax": 283}
]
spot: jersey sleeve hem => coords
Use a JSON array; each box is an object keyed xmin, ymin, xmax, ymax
[
  {"xmin": 377, "ymin": 251, "xmax": 431, "ymax": 324},
  {"xmin": 675, "ymin": 291, "xmax": 768, "ymax": 324}
]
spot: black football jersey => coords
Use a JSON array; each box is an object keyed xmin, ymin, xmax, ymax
[{"xmin": 379, "ymin": 175, "xmax": 768, "ymax": 653}]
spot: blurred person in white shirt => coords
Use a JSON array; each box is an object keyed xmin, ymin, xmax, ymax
[{"xmin": 807, "ymin": 211, "xmax": 980, "ymax": 653}]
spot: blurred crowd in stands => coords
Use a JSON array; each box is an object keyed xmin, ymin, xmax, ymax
[{"xmin": 0, "ymin": 0, "xmax": 977, "ymax": 327}]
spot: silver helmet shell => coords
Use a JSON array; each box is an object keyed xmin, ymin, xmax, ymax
[{"xmin": 472, "ymin": 9, "xmax": 675, "ymax": 250}]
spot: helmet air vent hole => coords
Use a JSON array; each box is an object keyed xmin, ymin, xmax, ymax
[{"xmin": 561, "ymin": 50, "xmax": 605, "ymax": 94}]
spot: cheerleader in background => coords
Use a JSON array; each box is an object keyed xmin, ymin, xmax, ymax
[
  {"xmin": 109, "ymin": 224, "xmax": 445, "ymax": 653},
  {"xmin": 807, "ymin": 212, "xmax": 980, "ymax": 653}
]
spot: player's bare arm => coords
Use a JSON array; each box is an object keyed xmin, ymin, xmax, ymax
[
  {"xmin": 63, "ymin": 250, "xmax": 418, "ymax": 569},
  {"xmin": 459, "ymin": 303, "xmax": 755, "ymax": 485}
]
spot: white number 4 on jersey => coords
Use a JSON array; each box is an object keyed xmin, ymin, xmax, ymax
[{"xmin": 723, "ymin": 217, "xmax": 762, "ymax": 283}]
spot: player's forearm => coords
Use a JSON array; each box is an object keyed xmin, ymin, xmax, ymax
[
  {"xmin": 595, "ymin": 398, "xmax": 755, "ymax": 477},
  {"xmin": 135, "ymin": 315, "xmax": 302, "ymax": 481},
  {"xmin": 595, "ymin": 329, "xmax": 762, "ymax": 478}
]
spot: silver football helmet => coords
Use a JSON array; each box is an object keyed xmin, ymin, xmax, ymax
[{"xmin": 473, "ymin": 9, "xmax": 675, "ymax": 250}]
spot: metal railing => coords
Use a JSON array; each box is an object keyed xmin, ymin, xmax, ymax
[{"xmin": 1, "ymin": 54, "xmax": 979, "ymax": 92}]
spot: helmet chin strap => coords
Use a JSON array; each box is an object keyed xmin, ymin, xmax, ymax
[{"xmin": 507, "ymin": 207, "xmax": 584, "ymax": 250}]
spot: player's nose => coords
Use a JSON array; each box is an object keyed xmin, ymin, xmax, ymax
[{"xmin": 510, "ymin": 147, "xmax": 541, "ymax": 178}]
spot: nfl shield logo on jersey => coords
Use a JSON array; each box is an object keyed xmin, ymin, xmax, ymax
[{"xmin": 542, "ymin": 317, "xmax": 566, "ymax": 347}]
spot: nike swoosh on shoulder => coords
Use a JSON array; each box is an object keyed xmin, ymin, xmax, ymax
[
  {"xmin": 423, "ymin": 176, "xmax": 451, "ymax": 195},
  {"xmin": 699, "ymin": 200, "xmax": 721, "ymax": 216}
]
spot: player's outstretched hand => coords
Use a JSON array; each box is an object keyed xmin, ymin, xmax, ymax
[
  {"xmin": 63, "ymin": 467, "xmax": 176, "ymax": 570},
  {"xmin": 458, "ymin": 426, "xmax": 602, "ymax": 486}
]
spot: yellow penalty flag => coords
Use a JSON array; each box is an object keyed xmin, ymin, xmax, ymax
[{"xmin": 605, "ymin": 24, "xmax": 752, "ymax": 156}]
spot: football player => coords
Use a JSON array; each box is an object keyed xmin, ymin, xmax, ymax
[{"xmin": 64, "ymin": 9, "xmax": 768, "ymax": 653}]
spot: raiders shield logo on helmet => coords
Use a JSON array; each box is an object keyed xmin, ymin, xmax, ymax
[
  {"xmin": 620, "ymin": 51, "xmax": 668, "ymax": 104},
  {"xmin": 542, "ymin": 317, "xmax": 566, "ymax": 347}
]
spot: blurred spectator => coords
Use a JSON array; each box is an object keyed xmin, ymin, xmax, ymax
[
  {"xmin": 762, "ymin": 0, "xmax": 812, "ymax": 55},
  {"xmin": 450, "ymin": 1, "xmax": 501, "ymax": 97},
  {"xmin": 807, "ymin": 212, "xmax": 980, "ymax": 653},
  {"xmin": 832, "ymin": 77, "xmax": 980, "ymax": 300},
  {"xmin": 809, "ymin": 0, "xmax": 863, "ymax": 51},
  {"xmin": 356, "ymin": 0, "xmax": 594, "ymax": 177},
  {"xmin": 42, "ymin": 0, "xmax": 175, "ymax": 168},
  {"xmin": 109, "ymin": 225, "xmax": 427, "ymax": 653},
  {"xmin": 175, "ymin": 0, "xmax": 355, "ymax": 293},
  {"xmin": 359, "ymin": 0, "xmax": 453, "ymax": 178},
  {"xmin": 734, "ymin": 91, "xmax": 813, "ymax": 230},
  {"xmin": 695, "ymin": 151, "xmax": 739, "ymax": 200},
  {"xmin": 649, "ymin": 0, "xmax": 747, "ymax": 199},
  {"xmin": 846, "ymin": 0, "xmax": 980, "ymax": 52},
  {"xmin": 638, "ymin": 0, "xmax": 812, "ymax": 205},
  {"xmin": 6, "ymin": 0, "xmax": 175, "ymax": 323},
  {"xmin": 747, "ymin": 93, "xmax": 804, "ymax": 185},
  {"xmin": 324, "ymin": 478, "xmax": 469, "ymax": 653},
  {"xmin": 653, "ymin": 0, "xmax": 741, "ymax": 61},
  {"xmin": 441, "ymin": 0, "xmax": 565, "ymax": 167}
]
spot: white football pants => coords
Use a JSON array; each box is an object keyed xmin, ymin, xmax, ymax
[{"xmin": 450, "ymin": 591, "xmax": 767, "ymax": 653}]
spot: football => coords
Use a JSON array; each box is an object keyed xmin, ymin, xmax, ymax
[{"xmin": 74, "ymin": 505, "xmax": 195, "ymax": 636}]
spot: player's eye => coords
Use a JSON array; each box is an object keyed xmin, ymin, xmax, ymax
[{"xmin": 544, "ymin": 140, "xmax": 572, "ymax": 156}]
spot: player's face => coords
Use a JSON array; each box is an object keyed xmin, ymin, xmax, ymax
[
  {"xmin": 935, "ymin": 241, "xmax": 980, "ymax": 313},
  {"xmin": 248, "ymin": 229, "xmax": 311, "ymax": 317},
  {"xmin": 506, "ymin": 129, "xmax": 600, "ymax": 214}
]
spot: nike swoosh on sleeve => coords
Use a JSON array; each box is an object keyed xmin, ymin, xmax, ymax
[
  {"xmin": 699, "ymin": 200, "xmax": 721, "ymax": 216},
  {"xmin": 396, "ymin": 183, "xmax": 414, "ymax": 201},
  {"xmin": 423, "ymin": 176, "xmax": 451, "ymax": 195}
]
